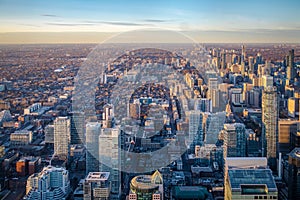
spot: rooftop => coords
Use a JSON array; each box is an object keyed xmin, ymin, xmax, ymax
[
  {"xmin": 86, "ymin": 172, "xmax": 110, "ymax": 181},
  {"xmin": 172, "ymin": 186, "xmax": 209, "ymax": 199},
  {"xmin": 228, "ymin": 169, "xmax": 277, "ymax": 192},
  {"xmin": 226, "ymin": 157, "xmax": 267, "ymax": 169},
  {"xmin": 288, "ymin": 147, "xmax": 300, "ymax": 160},
  {"xmin": 130, "ymin": 170, "xmax": 163, "ymax": 190},
  {"xmin": 11, "ymin": 130, "xmax": 32, "ymax": 135}
]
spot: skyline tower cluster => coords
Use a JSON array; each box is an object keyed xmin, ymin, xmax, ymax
[{"xmin": 0, "ymin": 43, "xmax": 300, "ymax": 200}]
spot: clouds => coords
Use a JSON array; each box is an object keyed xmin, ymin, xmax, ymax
[
  {"xmin": 45, "ymin": 22, "xmax": 95, "ymax": 27},
  {"xmin": 41, "ymin": 14, "xmax": 60, "ymax": 18},
  {"xmin": 142, "ymin": 19, "xmax": 168, "ymax": 23},
  {"xmin": 84, "ymin": 20, "xmax": 149, "ymax": 26},
  {"xmin": 44, "ymin": 21, "xmax": 150, "ymax": 27},
  {"xmin": 40, "ymin": 12, "xmax": 174, "ymax": 28}
]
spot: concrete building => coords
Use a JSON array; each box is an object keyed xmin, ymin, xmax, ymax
[
  {"xmin": 262, "ymin": 75, "xmax": 274, "ymax": 88},
  {"xmin": 45, "ymin": 124, "xmax": 54, "ymax": 145},
  {"xmin": 287, "ymin": 148, "xmax": 300, "ymax": 200},
  {"xmin": 286, "ymin": 49, "xmax": 295, "ymax": 82},
  {"xmin": 24, "ymin": 103, "xmax": 49, "ymax": 116},
  {"xmin": 70, "ymin": 111, "xmax": 85, "ymax": 144},
  {"xmin": 225, "ymin": 169, "xmax": 278, "ymax": 200},
  {"xmin": 99, "ymin": 127, "xmax": 121, "ymax": 199},
  {"xmin": 102, "ymin": 104, "xmax": 114, "ymax": 129},
  {"xmin": 83, "ymin": 172, "xmax": 111, "ymax": 200},
  {"xmin": 207, "ymin": 78, "xmax": 218, "ymax": 99},
  {"xmin": 129, "ymin": 170, "xmax": 163, "ymax": 200},
  {"xmin": 0, "ymin": 110, "xmax": 12, "ymax": 127},
  {"xmin": 287, "ymin": 97, "xmax": 299, "ymax": 118},
  {"xmin": 224, "ymin": 157, "xmax": 277, "ymax": 200},
  {"xmin": 172, "ymin": 186, "xmax": 208, "ymax": 200},
  {"xmin": 188, "ymin": 110, "xmax": 203, "ymax": 150},
  {"xmin": 10, "ymin": 130, "xmax": 32, "ymax": 147},
  {"xmin": 16, "ymin": 156, "xmax": 40, "ymax": 176},
  {"xmin": 229, "ymin": 88, "xmax": 243, "ymax": 105},
  {"xmin": 54, "ymin": 117, "xmax": 71, "ymax": 160},
  {"xmin": 262, "ymin": 86, "xmax": 278, "ymax": 170},
  {"xmin": 278, "ymin": 119, "xmax": 298, "ymax": 155},
  {"xmin": 25, "ymin": 166, "xmax": 70, "ymax": 200},
  {"xmin": 194, "ymin": 98, "xmax": 212, "ymax": 113},
  {"xmin": 222, "ymin": 123, "xmax": 246, "ymax": 157},
  {"xmin": 86, "ymin": 122, "xmax": 101, "ymax": 174},
  {"xmin": 203, "ymin": 112, "xmax": 226, "ymax": 145},
  {"xmin": 128, "ymin": 99, "xmax": 141, "ymax": 120}
]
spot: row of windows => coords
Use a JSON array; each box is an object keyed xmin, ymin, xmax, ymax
[{"xmin": 254, "ymin": 195, "xmax": 277, "ymax": 199}]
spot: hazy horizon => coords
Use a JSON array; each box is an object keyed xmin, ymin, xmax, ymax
[
  {"xmin": 1, "ymin": 0, "xmax": 299, "ymax": 44},
  {"xmin": 1, "ymin": 30, "xmax": 300, "ymax": 44}
]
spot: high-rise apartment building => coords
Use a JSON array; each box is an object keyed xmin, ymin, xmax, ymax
[
  {"xmin": 262, "ymin": 86, "xmax": 278, "ymax": 170},
  {"xmin": 222, "ymin": 123, "xmax": 246, "ymax": 157},
  {"xmin": 54, "ymin": 117, "xmax": 70, "ymax": 160},
  {"xmin": 25, "ymin": 166, "xmax": 70, "ymax": 200}
]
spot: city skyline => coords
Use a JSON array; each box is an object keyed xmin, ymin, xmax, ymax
[
  {"xmin": 0, "ymin": 0, "xmax": 300, "ymax": 43},
  {"xmin": 1, "ymin": 1, "xmax": 300, "ymax": 199}
]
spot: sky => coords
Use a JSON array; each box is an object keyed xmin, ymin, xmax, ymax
[{"xmin": 0, "ymin": 0, "xmax": 300, "ymax": 43}]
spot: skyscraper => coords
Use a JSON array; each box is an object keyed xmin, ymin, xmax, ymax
[
  {"xmin": 207, "ymin": 77, "xmax": 220, "ymax": 112},
  {"xmin": 287, "ymin": 49, "xmax": 295, "ymax": 82},
  {"xmin": 203, "ymin": 112, "xmax": 226, "ymax": 145},
  {"xmin": 128, "ymin": 99, "xmax": 141, "ymax": 120},
  {"xmin": 99, "ymin": 127, "xmax": 121, "ymax": 199},
  {"xmin": 248, "ymin": 56, "xmax": 255, "ymax": 73},
  {"xmin": 207, "ymin": 78, "xmax": 218, "ymax": 99},
  {"xmin": 222, "ymin": 123, "xmax": 246, "ymax": 157},
  {"xmin": 86, "ymin": 122, "xmax": 101, "ymax": 174},
  {"xmin": 70, "ymin": 111, "xmax": 85, "ymax": 144},
  {"xmin": 262, "ymin": 75, "xmax": 274, "ymax": 88},
  {"xmin": 241, "ymin": 45, "xmax": 246, "ymax": 63},
  {"xmin": 278, "ymin": 119, "xmax": 298, "ymax": 154},
  {"xmin": 102, "ymin": 104, "xmax": 114, "ymax": 128},
  {"xmin": 221, "ymin": 52, "xmax": 226, "ymax": 69},
  {"xmin": 287, "ymin": 148, "xmax": 300, "ymax": 200},
  {"xmin": 188, "ymin": 110, "xmax": 203, "ymax": 150},
  {"xmin": 194, "ymin": 98, "xmax": 212, "ymax": 112},
  {"xmin": 54, "ymin": 117, "xmax": 71, "ymax": 161},
  {"xmin": 262, "ymin": 86, "xmax": 278, "ymax": 170},
  {"xmin": 288, "ymin": 49, "xmax": 295, "ymax": 69}
]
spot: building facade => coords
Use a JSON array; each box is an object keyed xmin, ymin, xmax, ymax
[
  {"xmin": 54, "ymin": 117, "xmax": 71, "ymax": 160},
  {"xmin": 262, "ymin": 86, "xmax": 278, "ymax": 170}
]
